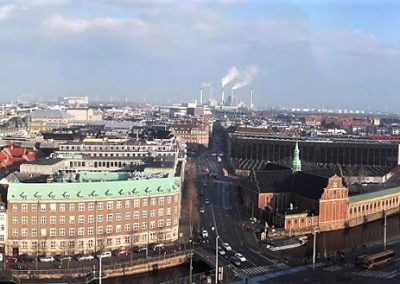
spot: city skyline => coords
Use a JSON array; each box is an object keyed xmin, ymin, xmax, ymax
[{"xmin": 0, "ymin": 1, "xmax": 399, "ymax": 111}]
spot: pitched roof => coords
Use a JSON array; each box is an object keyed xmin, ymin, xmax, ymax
[{"xmin": 7, "ymin": 174, "xmax": 181, "ymax": 201}]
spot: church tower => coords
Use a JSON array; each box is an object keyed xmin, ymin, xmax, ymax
[{"xmin": 292, "ymin": 141, "xmax": 302, "ymax": 173}]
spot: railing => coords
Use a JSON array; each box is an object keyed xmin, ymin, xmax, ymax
[{"xmin": 11, "ymin": 249, "xmax": 194, "ymax": 279}]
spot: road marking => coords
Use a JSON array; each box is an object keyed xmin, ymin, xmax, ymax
[{"xmin": 249, "ymin": 248, "xmax": 278, "ymax": 264}]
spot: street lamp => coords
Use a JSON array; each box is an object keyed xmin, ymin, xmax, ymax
[
  {"xmin": 211, "ymin": 227, "xmax": 219, "ymax": 284},
  {"xmin": 383, "ymin": 211, "xmax": 387, "ymax": 250},
  {"xmin": 312, "ymin": 227, "xmax": 317, "ymax": 269}
]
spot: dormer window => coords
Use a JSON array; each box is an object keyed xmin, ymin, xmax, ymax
[{"xmin": 332, "ymin": 182, "xmax": 337, "ymax": 188}]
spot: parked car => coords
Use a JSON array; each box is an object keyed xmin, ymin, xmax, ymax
[
  {"xmin": 115, "ymin": 250, "xmax": 129, "ymax": 257},
  {"xmin": 5, "ymin": 256, "xmax": 18, "ymax": 263},
  {"xmin": 39, "ymin": 256, "xmax": 55, "ymax": 263},
  {"xmin": 76, "ymin": 254, "xmax": 94, "ymax": 261},
  {"xmin": 202, "ymin": 230, "xmax": 209, "ymax": 238},
  {"xmin": 96, "ymin": 251, "xmax": 112, "ymax": 259},
  {"xmin": 218, "ymin": 247, "xmax": 225, "ymax": 256},
  {"xmin": 205, "ymin": 199, "xmax": 210, "ymax": 205},
  {"xmin": 18, "ymin": 254, "xmax": 36, "ymax": 263},
  {"xmin": 58, "ymin": 255, "xmax": 72, "ymax": 262},
  {"xmin": 153, "ymin": 244, "xmax": 165, "ymax": 250},
  {"xmin": 134, "ymin": 247, "xmax": 147, "ymax": 253},
  {"xmin": 230, "ymin": 256, "xmax": 241, "ymax": 266},
  {"xmin": 221, "ymin": 242, "xmax": 232, "ymax": 251},
  {"xmin": 199, "ymin": 207, "xmax": 205, "ymax": 213},
  {"xmin": 234, "ymin": 253, "xmax": 247, "ymax": 262}
]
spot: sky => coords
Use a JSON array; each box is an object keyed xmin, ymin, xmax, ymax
[{"xmin": 0, "ymin": 0, "xmax": 399, "ymax": 111}]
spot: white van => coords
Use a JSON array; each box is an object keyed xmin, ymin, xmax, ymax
[{"xmin": 96, "ymin": 251, "xmax": 112, "ymax": 259}]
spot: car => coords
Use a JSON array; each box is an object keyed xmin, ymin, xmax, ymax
[
  {"xmin": 234, "ymin": 253, "xmax": 247, "ymax": 262},
  {"xmin": 205, "ymin": 199, "xmax": 210, "ymax": 205},
  {"xmin": 200, "ymin": 190, "xmax": 205, "ymax": 196},
  {"xmin": 153, "ymin": 244, "xmax": 165, "ymax": 250},
  {"xmin": 134, "ymin": 247, "xmax": 147, "ymax": 253},
  {"xmin": 115, "ymin": 250, "xmax": 129, "ymax": 257},
  {"xmin": 202, "ymin": 230, "xmax": 209, "ymax": 238},
  {"xmin": 5, "ymin": 256, "xmax": 18, "ymax": 263},
  {"xmin": 221, "ymin": 242, "xmax": 232, "ymax": 251},
  {"xmin": 76, "ymin": 254, "xmax": 95, "ymax": 261},
  {"xmin": 18, "ymin": 254, "xmax": 36, "ymax": 263},
  {"xmin": 39, "ymin": 256, "xmax": 55, "ymax": 263},
  {"xmin": 218, "ymin": 247, "xmax": 226, "ymax": 256},
  {"xmin": 199, "ymin": 207, "xmax": 205, "ymax": 213},
  {"xmin": 96, "ymin": 251, "xmax": 112, "ymax": 259},
  {"xmin": 230, "ymin": 256, "xmax": 241, "ymax": 266},
  {"xmin": 57, "ymin": 255, "xmax": 72, "ymax": 262}
]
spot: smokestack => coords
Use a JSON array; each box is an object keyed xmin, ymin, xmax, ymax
[
  {"xmin": 250, "ymin": 88, "xmax": 254, "ymax": 109},
  {"xmin": 231, "ymin": 88, "xmax": 234, "ymax": 106},
  {"xmin": 221, "ymin": 88, "xmax": 225, "ymax": 106},
  {"xmin": 200, "ymin": 88, "xmax": 203, "ymax": 105}
]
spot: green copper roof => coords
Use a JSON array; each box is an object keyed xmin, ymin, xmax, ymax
[
  {"xmin": 8, "ymin": 174, "xmax": 181, "ymax": 201},
  {"xmin": 78, "ymin": 171, "xmax": 129, "ymax": 182},
  {"xmin": 349, "ymin": 186, "xmax": 400, "ymax": 203}
]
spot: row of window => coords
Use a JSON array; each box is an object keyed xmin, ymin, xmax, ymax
[
  {"xmin": 12, "ymin": 208, "xmax": 176, "ymax": 225},
  {"xmin": 349, "ymin": 197, "xmax": 399, "ymax": 215},
  {"xmin": 61, "ymin": 145, "xmax": 172, "ymax": 152},
  {"xmin": 12, "ymin": 196, "xmax": 178, "ymax": 212},
  {"xmin": 11, "ymin": 219, "xmax": 177, "ymax": 237}
]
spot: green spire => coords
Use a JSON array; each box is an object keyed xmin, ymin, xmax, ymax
[{"xmin": 292, "ymin": 141, "xmax": 302, "ymax": 173}]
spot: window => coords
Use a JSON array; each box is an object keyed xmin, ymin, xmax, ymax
[
  {"xmin": 133, "ymin": 199, "xmax": 139, "ymax": 208},
  {"xmin": 142, "ymin": 222, "xmax": 147, "ymax": 229},
  {"xmin": 125, "ymin": 236, "xmax": 131, "ymax": 244},
  {"xmin": 159, "ymin": 197, "xmax": 164, "ymax": 205},
  {"xmin": 12, "ymin": 204, "xmax": 18, "ymax": 212},
  {"xmin": 22, "ymin": 228, "xmax": 28, "ymax": 237},
  {"xmin": 150, "ymin": 198, "xmax": 156, "ymax": 206},
  {"xmin": 125, "ymin": 212, "xmax": 131, "ymax": 220},
  {"xmin": 133, "ymin": 211, "xmax": 139, "ymax": 220},
  {"xmin": 150, "ymin": 221, "xmax": 155, "ymax": 229},
  {"xmin": 88, "ymin": 215, "xmax": 94, "ymax": 223},
  {"xmin": 41, "ymin": 216, "xmax": 46, "ymax": 224},
  {"xmin": 150, "ymin": 209, "xmax": 155, "ymax": 217},
  {"xmin": 107, "ymin": 238, "xmax": 112, "ymax": 246},
  {"xmin": 78, "ymin": 228, "xmax": 84, "ymax": 236},
  {"xmin": 69, "ymin": 204, "xmax": 75, "ymax": 212},
  {"xmin": 50, "ymin": 216, "xmax": 56, "ymax": 225},
  {"xmin": 124, "ymin": 224, "xmax": 130, "ymax": 232},
  {"xmin": 107, "ymin": 201, "xmax": 113, "ymax": 210},
  {"xmin": 31, "ymin": 229, "xmax": 37, "ymax": 237},
  {"xmin": 22, "ymin": 204, "xmax": 28, "ymax": 212},
  {"xmin": 166, "ymin": 208, "xmax": 171, "ymax": 216},
  {"xmin": 167, "ymin": 197, "xmax": 172, "ymax": 204},
  {"xmin": 142, "ymin": 199, "xmax": 148, "ymax": 207},
  {"xmin": 78, "ymin": 215, "xmax": 85, "ymax": 224},
  {"xmin": 142, "ymin": 210, "xmax": 147, "ymax": 218},
  {"xmin": 69, "ymin": 228, "xmax": 75, "ymax": 236},
  {"xmin": 88, "ymin": 227, "xmax": 94, "ymax": 235},
  {"xmin": 98, "ymin": 202, "xmax": 104, "ymax": 210},
  {"xmin": 32, "ymin": 241, "xmax": 37, "ymax": 249},
  {"xmin": 22, "ymin": 241, "xmax": 27, "ymax": 249},
  {"xmin": 31, "ymin": 204, "xmax": 37, "ymax": 212},
  {"xmin": 106, "ymin": 225, "xmax": 112, "ymax": 234},
  {"xmin": 78, "ymin": 203, "xmax": 85, "ymax": 212},
  {"xmin": 60, "ymin": 204, "xmax": 65, "ymax": 212},
  {"xmin": 97, "ymin": 215, "xmax": 103, "ymax": 223},
  {"xmin": 158, "ymin": 220, "xmax": 164, "ymax": 227},
  {"xmin": 125, "ymin": 200, "xmax": 130, "ymax": 209},
  {"xmin": 50, "ymin": 204, "xmax": 56, "ymax": 212},
  {"xmin": 59, "ymin": 228, "xmax": 65, "ymax": 236},
  {"xmin": 50, "ymin": 241, "xmax": 56, "ymax": 249},
  {"xmin": 158, "ymin": 208, "xmax": 164, "ymax": 217},
  {"xmin": 133, "ymin": 223, "xmax": 139, "ymax": 231},
  {"xmin": 12, "ymin": 217, "xmax": 18, "ymax": 224},
  {"xmin": 50, "ymin": 228, "xmax": 56, "ymax": 237},
  {"xmin": 69, "ymin": 216, "xmax": 75, "ymax": 224},
  {"xmin": 60, "ymin": 241, "xmax": 65, "ymax": 248},
  {"xmin": 88, "ymin": 203, "xmax": 94, "ymax": 211},
  {"xmin": 166, "ymin": 219, "xmax": 171, "ymax": 227},
  {"xmin": 59, "ymin": 216, "xmax": 65, "ymax": 224},
  {"xmin": 116, "ymin": 237, "xmax": 121, "ymax": 245},
  {"xmin": 116, "ymin": 201, "xmax": 122, "ymax": 209},
  {"xmin": 107, "ymin": 214, "xmax": 113, "ymax": 222},
  {"xmin": 116, "ymin": 225, "xmax": 121, "ymax": 233},
  {"xmin": 22, "ymin": 216, "xmax": 28, "ymax": 225}
]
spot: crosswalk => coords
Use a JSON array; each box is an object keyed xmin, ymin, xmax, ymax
[
  {"xmin": 234, "ymin": 263, "xmax": 290, "ymax": 277},
  {"xmin": 352, "ymin": 269, "xmax": 400, "ymax": 279}
]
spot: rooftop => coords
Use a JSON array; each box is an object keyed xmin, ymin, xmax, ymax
[{"xmin": 7, "ymin": 173, "xmax": 180, "ymax": 201}]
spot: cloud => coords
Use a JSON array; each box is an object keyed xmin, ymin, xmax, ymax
[
  {"xmin": 43, "ymin": 15, "xmax": 147, "ymax": 33},
  {"xmin": 0, "ymin": 5, "xmax": 15, "ymax": 21}
]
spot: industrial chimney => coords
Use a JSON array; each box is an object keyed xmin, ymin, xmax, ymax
[
  {"xmin": 200, "ymin": 88, "xmax": 203, "ymax": 105},
  {"xmin": 250, "ymin": 88, "xmax": 254, "ymax": 109},
  {"xmin": 221, "ymin": 88, "xmax": 225, "ymax": 106}
]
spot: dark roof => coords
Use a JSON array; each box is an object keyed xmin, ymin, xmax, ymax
[
  {"xmin": 254, "ymin": 170, "xmax": 292, "ymax": 193},
  {"xmin": 292, "ymin": 171, "xmax": 328, "ymax": 200},
  {"xmin": 24, "ymin": 158, "xmax": 64, "ymax": 166}
]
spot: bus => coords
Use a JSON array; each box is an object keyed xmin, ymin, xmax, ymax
[{"xmin": 359, "ymin": 250, "xmax": 395, "ymax": 269}]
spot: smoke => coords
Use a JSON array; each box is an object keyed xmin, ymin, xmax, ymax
[
  {"xmin": 201, "ymin": 82, "xmax": 211, "ymax": 87},
  {"xmin": 232, "ymin": 64, "xmax": 258, "ymax": 90},
  {"xmin": 221, "ymin": 66, "xmax": 240, "ymax": 87}
]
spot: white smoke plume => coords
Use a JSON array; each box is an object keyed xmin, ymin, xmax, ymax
[
  {"xmin": 201, "ymin": 82, "xmax": 211, "ymax": 87},
  {"xmin": 221, "ymin": 66, "xmax": 240, "ymax": 87},
  {"xmin": 232, "ymin": 64, "xmax": 258, "ymax": 90}
]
